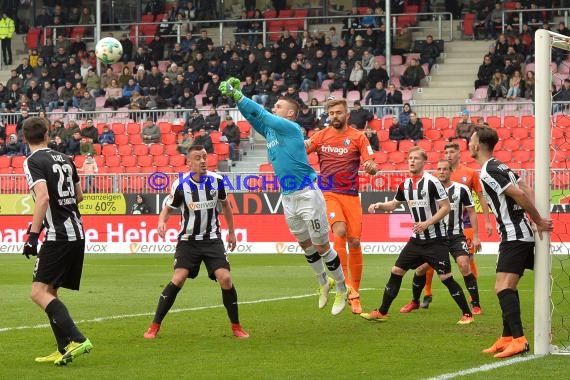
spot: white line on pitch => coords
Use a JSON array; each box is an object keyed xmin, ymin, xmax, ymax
[
  {"xmin": 425, "ymin": 354, "xmax": 544, "ymax": 380},
  {"xmin": 0, "ymin": 292, "xmax": 322, "ymax": 333}
]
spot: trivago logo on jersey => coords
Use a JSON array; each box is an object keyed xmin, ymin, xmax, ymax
[{"xmin": 320, "ymin": 145, "xmax": 349, "ymax": 155}]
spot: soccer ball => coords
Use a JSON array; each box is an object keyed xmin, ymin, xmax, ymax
[{"xmin": 95, "ymin": 37, "xmax": 123, "ymax": 65}]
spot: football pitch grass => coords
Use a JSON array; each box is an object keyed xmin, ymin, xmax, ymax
[{"xmin": 1, "ymin": 254, "xmax": 569, "ymax": 379}]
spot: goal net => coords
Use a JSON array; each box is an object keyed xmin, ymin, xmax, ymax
[{"xmin": 535, "ymin": 29, "xmax": 570, "ymax": 355}]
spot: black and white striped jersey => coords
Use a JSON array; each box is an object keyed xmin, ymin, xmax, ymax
[
  {"xmin": 23, "ymin": 148, "xmax": 84, "ymax": 241},
  {"xmin": 165, "ymin": 171, "xmax": 226, "ymax": 241},
  {"xmin": 445, "ymin": 182, "xmax": 474, "ymax": 236},
  {"xmin": 480, "ymin": 158, "xmax": 534, "ymax": 242},
  {"xmin": 395, "ymin": 172, "xmax": 449, "ymax": 240}
]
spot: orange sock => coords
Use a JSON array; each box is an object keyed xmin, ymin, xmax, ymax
[
  {"xmin": 424, "ymin": 266, "xmax": 435, "ymax": 297},
  {"xmin": 470, "ymin": 259, "xmax": 479, "ymax": 278},
  {"xmin": 348, "ymin": 245, "xmax": 363, "ymax": 293},
  {"xmin": 334, "ymin": 235, "xmax": 349, "ymax": 283}
]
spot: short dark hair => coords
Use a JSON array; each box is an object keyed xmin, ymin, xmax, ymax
[
  {"xmin": 475, "ymin": 127, "xmax": 498, "ymax": 151},
  {"xmin": 444, "ymin": 142, "xmax": 460, "ymax": 151},
  {"xmin": 188, "ymin": 145, "xmax": 205, "ymax": 152},
  {"xmin": 23, "ymin": 117, "xmax": 48, "ymax": 145}
]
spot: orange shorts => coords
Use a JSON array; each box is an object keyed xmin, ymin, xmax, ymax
[
  {"xmin": 464, "ymin": 227, "xmax": 476, "ymax": 254},
  {"xmin": 323, "ymin": 192, "xmax": 362, "ymax": 239}
]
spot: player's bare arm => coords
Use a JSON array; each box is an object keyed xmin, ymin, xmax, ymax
[
  {"xmin": 504, "ymin": 184, "xmax": 553, "ymax": 238},
  {"xmin": 220, "ymin": 199, "xmax": 237, "ymax": 252},
  {"xmin": 75, "ymin": 183, "xmax": 83, "ymax": 204},
  {"xmin": 30, "ymin": 182, "xmax": 49, "ymax": 234},
  {"xmin": 476, "ymin": 190, "xmax": 493, "ymax": 236},
  {"xmin": 157, "ymin": 206, "xmax": 173, "ymax": 238},
  {"xmin": 466, "ymin": 206, "xmax": 481, "ymax": 252},
  {"xmin": 413, "ymin": 198, "xmax": 450, "ymax": 234},
  {"xmin": 368, "ymin": 199, "xmax": 402, "ymax": 213}
]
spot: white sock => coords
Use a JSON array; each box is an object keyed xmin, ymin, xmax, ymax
[
  {"xmin": 321, "ymin": 248, "xmax": 347, "ymax": 292},
  {"xmin": 304, "ymin": 245, "xmax": 327, "ymax": 286}
]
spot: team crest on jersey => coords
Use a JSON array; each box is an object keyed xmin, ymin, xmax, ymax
[
  {"xmin": 461, "ymin": 176, "xmax": 467, "ymax": 183},
  {"xmin": 343, "ymin": 138, "xmax": 350, "ymax": 147},
  {"xmin": 452, "ymin": 193, "xmax": 459, "ymax": 202},
  {"xmin": 329, "ymin": 212, "xmax": 336, "ymax": 219},
  {"xmin": 210, "ymin": 189, "xmax": 217, "ymax": 198},
  {"xmin": 420, "ymin": 190, "xmax": 426, "ymax": 198}
]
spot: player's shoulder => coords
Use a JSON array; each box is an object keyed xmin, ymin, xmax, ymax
[
  {"xmin": 206, "ymin": 170, "xmax": 224, "ymax": 180},
  {"xmin": 452, "ymin": 181, "xmax": 471, "ymax": 193},
  {"xmin": 423, "ymin": 171, "xmax": 440, "ymax": 183}
]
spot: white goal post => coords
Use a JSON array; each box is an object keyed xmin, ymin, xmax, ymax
[{"xmin": 534, "ymin": 29, "xmax": 570, "ymax": 355}]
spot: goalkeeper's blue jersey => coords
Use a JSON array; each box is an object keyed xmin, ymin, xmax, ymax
[{"xmin": 237, "ymin": 96, "xmax": 317, "ymax": 195}]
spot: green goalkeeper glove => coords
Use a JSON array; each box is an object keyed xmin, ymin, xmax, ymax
[{"xmin": 219, "ymin": 77, "xmax": 243, "ymax": 102}]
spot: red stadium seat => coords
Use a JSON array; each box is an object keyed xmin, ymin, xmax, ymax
[
  {"xmin": 434, "ymin": 117, "xmax": 450, "ymax": 130},
  {"xmin": 105, "ymin": 155, "xmax": 121, "ymax": 167},
  {"xmin": 259, "ymin": 163, "xmax": 274, "ymax": 173},
  {"xmin": 503, "ymin": 115, "xmax": 519, "ymax": 129},
  {"xmin": 388, "ymin": 151, "xmax": 407, "ymax": 164},
  {"xmin": 417, "ymin": 140, "xmax": 432, "ymax": 152},
  {"xmin": 237, "ymin": 121, "xmax": 252, "ymax": 139},
  {"xmin": 421, "ymin": 117, "xmax": 433, "ymax": 130},
  {"xmin": 127, "ymin": 122, "xmax": 141, "ymax": 135},
  {"xmin": 121, "ymin": 155, "xmax": 137, "ymax": 167},
  {"xmin": 214, "ymin": 143, "xmax": 230, "ymax": 160},
  {"xmin": 441, "ymin": 129, "xmax": 456, "ymax": 140},
  {"xmin": 128, "ymin": 134, "xmax": 143, "ymax": 145},
  {"xmin": 110, "ymin": 122, "xmax": 125, "ymax": 135},
  {"xmin": 398, "ymin": 140, "xmax": 415, "ymax": 152},
  {"xmin": 158, "ymin": 122, "xmax": 172, "ymax": 134},
  {"xmin": 138, "ymin": 155, "xmax": 153, "ymax": 167},
  {"xmin": 149, "ymin": 144, "xmax": 164, "ymax": 156},
  {"xmin": 207, "ymin": 154, "xmax": 219, "ymax": 171},
  {"xmin": 11, "ymin": 156, "xmax": 26, "ymax": 168},
  {"xmin": 486, "ymin": 116, "xmax": 501, "ymax": 129},
  {"xmin": 511, "ymin": 127, "xmax": 529, "ymax": 140},
  {"xmin": 377, "ymin": 130, "xmax": 389, "ymax": 142},
  {"xmin": 496, "ymin": 128, "xmax": 511, "ymax": 140},
  {"xmin": 372, "ymin": 151, "xmax": 387, "ymax": 164},
  {"xmin": 115, "ymin": 134, "xmax": 129, "ymax": 145},
  {"xmin": 0, "ymin": 156, "xmax": 11, "ymax": 167},
  {"xmin": 117, "ymin": 144, "xmax": 132, "ymax": 156},
  {"xmin": 161, "ymin": 133, "xmax": 176, "ymax": 145},
  {"xmin": 165, "ymin": 144, "xmax": 180, "ymax": 156},
  {"xmin": 383, "ymin": 140, "xmax": 398, "ymax": 152},
  {"xmin": 425, "ymin": 129, "xmax": 441, "ymax": 140},
  {"xmin": 153, "ymin": 155, "xmax": 169, "ymax": 167},
  {"xmin": 169, "ymin": 154, "xmax": 186, "ymax": 167},
  {"xmin": 368, "ymin": 118, "xmax": 382, "ymax": 131},
  {"xmin": 520, "ymin": 115, "xmax": 535, "ymax": 128},
  {"xmin": 101, "ymin": 145, "xmax": 117, "ymax": 156},
  {"xmin": 502, "ymin": 139, "xmax": 520, "ymax": 151},
  {"xmin": 133, "ymin": 144, "xmax": 149, "ymax": 156}
]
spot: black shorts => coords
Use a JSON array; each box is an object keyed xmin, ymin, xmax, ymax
[
  {"xmin": 174, "ymin": 239, "xmax": 230, "ymax": 280},
  {"xmin": 449, "ymin": 234, "xmax": 470, "ymax": 261},
  {"xmin": 33, "ymin": 240, "xmax": 85, "ymax": 290},
  {"xmin": 496, "ymin": 240, "xmax": 535, "ymax": 277},
  {"xmin": 395, "ymin": 237, "xmax": 452, "ymax": 275}
]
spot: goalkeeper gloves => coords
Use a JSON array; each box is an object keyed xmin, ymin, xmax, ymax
[
  {"xmin": 23, "ymin": 225, "xmax": 39, "ymax": 259},
  {"xmin": 219, "ymin": 77, "xmax": 243, "ymax": 102}
]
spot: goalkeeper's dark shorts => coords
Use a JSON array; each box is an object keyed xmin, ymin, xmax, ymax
[
  {"xmin": 174, "ymin": 239, "xmax": 230, "ymax": 280},
  {"xmin": 33, "ymin": 240, "xmax": 85, "ymax": 290},
  {"xmin": 395, "ymin": 237, "xmax": 451, "ymax": 275},
  {"xmin": 496, "ymin": 240, "xmax": 535, "ymax": 277}
]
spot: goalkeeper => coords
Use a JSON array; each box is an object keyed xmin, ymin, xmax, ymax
[{"xmin": 219, "ymin": 77, "xmax": 349, "ymax": 315}]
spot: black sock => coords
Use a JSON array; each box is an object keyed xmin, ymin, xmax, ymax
[
  {"xmin": 442, "ymin": 277, "xmax": 471, "ymax": 316},
  {"xmin": 498, "ymin": 288, "xmax": 524, "ymax": 338},
  {"xmin": 412, "ymin": 274, "xmax": 426, "ymax": 303},
  {"xmin": 222, "ymin": 286, "xmax": 239, "ymax": 324},
  {"xmin": 153, "ymin": 282, "xmax": 181, "ymax": 324},
  {"xmin": 49, "ymin": 318, "xmax": 70, "ymax": 354},
  {"xmin": 463, "ymin": 273, "xmax": 480, "ymax": 307},
  {"xmin": 379, "ymin": 273, "xmax": 403, "ymax": 315},
  {"xmin": 45, "ymin": 298, "xmax": 85, "ymax": 343}
]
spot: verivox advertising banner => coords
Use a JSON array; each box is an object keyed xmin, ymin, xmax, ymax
[{"xmin": 1, "ymin": 215, "xmax": 569, "ymax": 255}]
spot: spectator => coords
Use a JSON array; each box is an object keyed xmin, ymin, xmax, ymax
[
  {"xmin": 177, "ymin": 88, "xmax": 196, "ymax": 121},
  {"xmin": 328, "ymin": 60, "xmax": 350, "ymax": 97},
  {"xmin": 177, "ymin": 131, "xmax": 194, "ymax": 154},
  {"xmin": 419, "ymin": 35, "xmax": 440, "ymax": 71},
  {"xmin": 392, "ymin": 25, "xmax": 413, "ymax": 56},
  {"xmin": 119, "ymin": 33, "xmax": 134, "ymax": 63},
  {"xmin": 186, "ymin": 109, "xmax": 206, "ymax": 134},
  {"xmin": 364, "ymin": 81, "xmax": 387, "ymax": 116},
  {"xmin": 399, "ymin": 58, "xmax": 426, "ymax": 89},
  {"xmin": 48, "ymin": 119, "xmax": 66, "ymax": 142},
  {"xmin": 79, "ymin": 153, "xmax": 98, "ymax": 192},
  {"xmin": 40, "ymin": 81, "xmax": 59, "ymax": 112},
  {"xmin": 295, "ymin": 103, "xmax": 316, "ymax": 134},
  {"xmin": 98, "ymin": 125, "xmax": 115, "ymax": 145},
  {"xmin": 128, "ymin": 91, "xmax": 148, "ymax": 121},
  {"xmin": 364, "ymin": 125, "xmax": 379, "ymax": 152},
  {"xmin": 222, "ymin": 116, "xmax": 241, "ymax": 164},
  {"xmin": 347, "ymin": 60, "xmax": 365, "ymax": 98},
  {"xmin": 78, "ymin": 91, "xmax": 96, "ymax": 119},
  {"xmin": 103, "ymin": 79, "xmax": 124, "ymax": 110},
  {"xmin": 72, "ymin": 82, "xmax": 86, "ymax": 108},
  {"xmin": 83, "ymin": 68, "xmax": 102, "ymax": 97},
  {"xmin": 283, "ymin": 86, "xmax": 305, "ymax": 107},
  {"xmin": 452, "ymin": 110, "xmax": 475, "ymax": 143},
  {"xmin": 487, "ymin": 71, "xmax": 507, "ymax": 101},
  {"xmin": 506, "ymin": 70, "xmax": 522, "ymax": 100},
  {"xmin": 524, "ymin": 70, "xmax": 535, "ymax": 100},
  {"xmin": 366, "ymin": 60, "xmax": 389, "ymax": 90},
  {"xmin": 202, "ymin": 74, "xmax": 223, "ymax": 107},
  {"xmin": 48, "ymin": 135, "xmax": 67, "ymax": 154},
  {"xmin": 141, "ymin": 118, "xmax": 161, "ymax": 144},
  {"xmin": 553, "ymin": 79, "xmax": 570, "ymax": 113},
  {"xmin": 474, "ymin": 55, "xmax": 496, "ymax": 89},
  {"xmin": 398, "ymin": 103, "xmax": 413, "ymax": 126},
  {"xmin": 404, "ymin": 112, "xmax": 424, "ymax": 142},
  {"xmin": 388, "ymin": 116, "xmax": 406, "ymax": 146},
  {"xmin": 131, "ymin": 194, "xmax": 151, "ymax": 214},
  {"xmin": 5, "ymin": 134, "xmax": 20, "ymax": 156},
  {"xmin": 384, "ymin": 83, "xmax": 403, "ymax": 115},
  {"xmin": 348, "ymin": 100, "xmax": 374, "ymax": 130},
  {"xmin": 266, "ymin": 83, "xmax": 283, "ymax": 110},
  {"xmin": 204, "ymin": 106, "xmax": 221, "ymax": 133},
  {"xmin": 79, "ymin": 137, "xmax": 95, "ymax": 156},
  {"xmin": 193, "ymin": 127, "xmax": 213, "ymax": 153},
  {"xmin": 80, "ymin": 119, "xmax": 98, "ymax": 143}
]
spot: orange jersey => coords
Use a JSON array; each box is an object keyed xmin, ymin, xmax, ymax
[
  {"xmin": 307, "ymin": 126, "xmax": 374, "ymax": 195},
  {"xmin": 451, "ymin": 164, "xmax": 482, "ymax": 228},
  {"xmin": 451, "ymin": 164, "xmax": 482, "ymax": 193}
]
